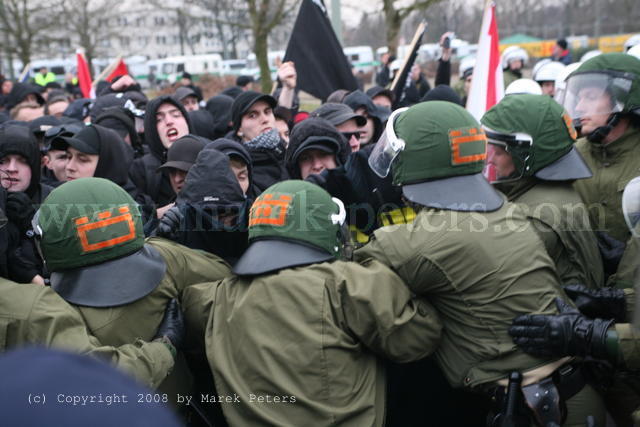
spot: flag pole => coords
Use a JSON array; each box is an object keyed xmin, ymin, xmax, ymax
[
  {"xmin": 92, "ymin": 55, "xmax": 123, "ymax": 87},
  {"xmin": 17, "ymin": 62, "xmax": 31, "ymax": 83},
  {"xmin": 390, "ymin": 21, "xmax": 427, "ymax": 93}
]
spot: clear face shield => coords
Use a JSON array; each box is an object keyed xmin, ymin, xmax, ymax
[
  {"xmin": 562, "ymin": 72, "xmax": 633, "ymax": 127},
  {"xmin": 368, "ymin": 107, "xmax": 409, "ymax": 178},
  {"xmin": 622, "ymin": 176, "xmax": 640, "ymax": 330},
  {"xmin": 484, "ymin": 129, "xmax": 533, "ymax": 183}
]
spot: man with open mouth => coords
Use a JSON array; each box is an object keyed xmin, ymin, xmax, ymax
[{"xmin": 129, "ymin": 95, "xmax": 193, "ymax": 216}]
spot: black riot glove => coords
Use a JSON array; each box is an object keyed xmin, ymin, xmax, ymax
[
  {"xmin": 563, "ymin": 284, "xmax": 626, "ymax": 323},
  {"xmin": 508, "ymin": 298, "xmax": 613, "ymax": 360},
  {"xmin": 153, "ymin": 299, "xmax": 185, "ymax": 353},
  {"xmin": 156, "ymin": 205, "xmax": 183, "ymax": 240},
  {"xmin": 5, "ymin": 192, "xmax": 35, "ymax": 234},
  {"xmin": 596, "ymin": 231, "xmax": 626, "ymax": 276}
]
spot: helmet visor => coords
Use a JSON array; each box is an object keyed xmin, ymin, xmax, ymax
[
  {"xmin": 623, "ymin": 176, "xmax": 640, "ymax": 238},
  {"xmin": 563, "ymin": 72, "xmax": 633, "ymax": 122},
  {"xmin": 484, "ymin": 129, "xmax": 533, "ymax": 183},
  {"xmin": 368, "ymin": 107, "xmax": 408, "ymax": 178}
]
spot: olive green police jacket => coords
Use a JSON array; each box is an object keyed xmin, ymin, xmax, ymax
[
  {"xmin": 496, "ymin": 178, "xmax": 604, "ymax": 289},
  {"xmin": 183, "ymin": 259, "xmax": 441, "ymax": 427},
  {"xmin": 0, "ymin": 277, "xmax": 174, "ymax": 388},
  {"xmin": 355, "ymin": 202, "xmax": 567, "ymax": 389},
  {"xmin": 574, "ymin": 127, "xmax": 640, "ymax": 287},
  {"xmin": 71, "ymin": 237, "xmax": 231, "ymax": 397}
]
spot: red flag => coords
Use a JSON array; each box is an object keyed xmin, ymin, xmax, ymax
[
  {"xmin": 76, "ymin": 51, "xmax": 95, "ymax": 99},
  {"xmin": 107, "ymin": 58, "xmax": 129, "ymax": 82},
  {"xmin": 465, "ymin": 1, "xmax": 504, "ymax": 181}
]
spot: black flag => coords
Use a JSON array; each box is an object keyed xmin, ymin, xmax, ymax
[{"xmin": 284, "ymin": 0, "xmax": 357, "ymax": 101}]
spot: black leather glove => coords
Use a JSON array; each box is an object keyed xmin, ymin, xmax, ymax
[
  {"xmin": 563, "ymin": 284, "xmax": 626, "ymax": 323},
  {"xmin": 156, "ymin": 206, "xmax": 183, "ymax": 240},
  {"xmin": 509, "ymin": 298, "xmax": 613, "ymax": 360},
  {"xmin": 596, "ymin": 231, "xmax": 626, "ymax": 276},
  {"xmin": 153, "ymin": 299, "xmax": 185, "ymax": 351},
  {"xmin": 5, "ymin": 192, "xmax": 35, "ymax": 234}
]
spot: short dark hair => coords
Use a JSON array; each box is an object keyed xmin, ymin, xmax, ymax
[
  {"xmin": 236, "ymin": 75, "xmax": 254, "ymax": 87},
  {"xmin": 557, "ymin": 39, "xmax": 568, "ymax": 50}
]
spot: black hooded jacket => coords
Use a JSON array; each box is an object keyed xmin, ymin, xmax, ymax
[
  {"xmin": 0, "ymin": 125, "xmax": 52, "ymax": 203},
  {"xmin": 284, "ymin": 117, "xmax": 350, "ymax": 179},
  {"xmin": 5, "ymin": 83, "xmax": 44, "ymax": 111},
  {"xmin": 0, "ymin": 125, "xmax": 52, "ymax": 283},
  {"xmin": 95, "ymin": 107, "xmax": 144, "ymax": 158},
  {"xmin": 172, "ymin": 148, "xmax": 250, "ymax": 264},
  {"xmin": 188, "ymin": 109, "xmax": 217, "ymax": 141},
  {"xmin": 129, "ymin": 95, "xmax": 192, "ymax": 206},
  {"xmin": 206, "ymin": 138, "xmax": 258, "ymax": 199},
  {"xmin": 226, "ymin": 131, "xmax": 289, "ymax": 196},
  {"xmin": 205, "ymin": 95, "xmax": 233, "ymax": 140}
]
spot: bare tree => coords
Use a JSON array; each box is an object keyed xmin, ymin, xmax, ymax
[
  {"xmin": 381, "ymin": 0, "xmax": 443, "ymax": 56},
  {"xmin": 246, "ymin": 0, "xmax": 299, "ymax": 92},
  {"xmin": 0, "ymin": 0, "xmax": 64, "ymax": 66},
  {"xmin": 58, "ymin": 0, "xmax": 122, "ymax": 76},
  {"xmin": 191, "ymin": 0, "xmax": 251, "ymax": 59}
]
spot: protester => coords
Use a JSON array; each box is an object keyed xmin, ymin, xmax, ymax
[
  {"xmin": 284, "ymin": 117, "xmax": 349, "ymax": 179},
  {"xmin": 156, "ymin": 134, "xmax": 208, "ymax": 196},
  {"xmin": 230, "ymin": 91, "xmax": 288, "ymax": 193},
  {"xmin": 310, "ymin": 103, "xmax": 366, "ymax": 152}
]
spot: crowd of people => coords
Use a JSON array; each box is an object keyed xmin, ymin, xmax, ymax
[{"xmin": 1, "ymin": 32, "xmax": 640, "ymax": 427}]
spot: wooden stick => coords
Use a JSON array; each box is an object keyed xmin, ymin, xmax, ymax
[
  {"xmin": 390, "ymin": 21, "xmax": 427, "ymax": 92},
  {"xmin": 91, "ymin": 55, "xmax": 123, "ymax": 87}
]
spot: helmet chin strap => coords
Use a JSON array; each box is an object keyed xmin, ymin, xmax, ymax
[{"xmin": 587, "ymin": 113, "xmax": 621, "ymax": 143}]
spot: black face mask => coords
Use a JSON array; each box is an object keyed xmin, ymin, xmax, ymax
[{"xmin": 180, "ymin": 201, "xmax": 250, "ymax": 265}]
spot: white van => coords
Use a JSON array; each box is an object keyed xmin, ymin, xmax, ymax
[
  {"xmin": 343, "ymin": 46, "xmax": 376, "ymax": 73},
  {"xmin": 221, "ymin": 59, "xmax": 248, "ymax": 76},
  {"xmin": 155, "ymin": 54, "xmax": 224, "ymax": 83}
]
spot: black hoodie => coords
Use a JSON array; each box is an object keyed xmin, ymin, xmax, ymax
[
  {"xmin": 5, "ymin": 83, "xmax": 44, "ymax": 111},
  {"xmin": 95, "ymin": 107, "xmax": 144, "ymax": 158},
  {"xmin": 129, "ymin": 95, "xmax": 193, "ymax": 206},
  {"xmin": 205, "ymin": 138, "xmax": 258, "ymax": 199},
  {"xmin": 173, "ymin": 148, "xmax": 250, "ymax": 264},
  {"xmin": 0, "ymin": 125, "xmax": 51, "ymax": 283},
  {"xmin": 0, "ymin": 125, "xmax": 52, "ymax": 203},
  {"xmin": 205, "ymin": 95, "xmax": 233, "ymax": 139},
  {"xmin": 188, "ymin": 109, "xmax": 217, "ymax": 141}
]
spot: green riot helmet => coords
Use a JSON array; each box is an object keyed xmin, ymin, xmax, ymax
[
  {"xmin": 35, "ymin": 177, "xmax": 166, "ymax": 307},
  {"xmin": 233, "ymin": 180, "xmax": 347, "ymax": 276},
  {"xmin": 481, "ymin": 94, "xmax": 591, "ymax": 182},
  {"xmin": 384, "ymin": 101, "xmax": 503, "ymax": 212},
  {"xmin": 562, "ymin": 53, "xmax": 640, "ymax": 141}
]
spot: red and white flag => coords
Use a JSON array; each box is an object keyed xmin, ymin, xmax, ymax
[
  {"xmin": 76, "ymin": 50, "xmax": 95, "ymax": 99},
  {"xmin": 466, "ymin": 1, "xmax": 503, "ymax": 181},
  {"xmin": 107, "ymin": 58, "xmax": 129, "ymax": 82}
]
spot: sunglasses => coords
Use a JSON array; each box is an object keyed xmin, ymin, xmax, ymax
[{"xmin": 341, "ymin": 131, "xmax": 361, "ymax": 141}]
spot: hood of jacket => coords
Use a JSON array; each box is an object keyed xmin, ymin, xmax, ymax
[
  {"xmin": 0, "ymin": 124, "xmax": 41, "ymax": 198},
  {"xmin": 91, "ymin": 124, "xmax": 135, "ymax": 188},
  {"xmin": 143, "ymin": 95, "xmax": 193, "ymax": 162}
]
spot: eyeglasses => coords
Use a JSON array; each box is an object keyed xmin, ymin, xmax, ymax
[{"xmin": 341, "ymin": 131, "xmax": 361, "ymax": 141}]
